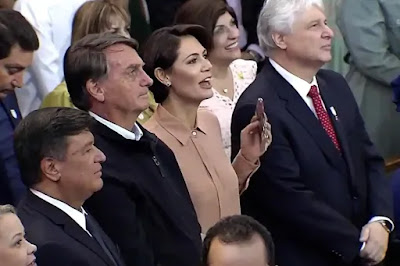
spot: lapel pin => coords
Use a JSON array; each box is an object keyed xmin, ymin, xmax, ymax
[
  {"xmin": 329, "ymin": 107, "xmax": 338, "ymax": 121},
  {"xmin": 10, "ymin": 109, "xmax": 17, "ymax": 119}
]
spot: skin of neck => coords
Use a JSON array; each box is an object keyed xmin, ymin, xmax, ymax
[
  {"xmin": 270, "ymin": 51, "xmax": 321, "ymax": 83},
  {"xmin": 90, "ymin": 103, "xmax": 140, "ymax": 131},
  {"xmin": 161, "ymin": 91, "xmax": 200, "ymax": 130},
  {"xmin": 210, "ymin": 58, "xmax": 232, "ymax": 79},
  {"xmin": 33, "ymin": 182, "xmax": 86, "ymax": 211}
]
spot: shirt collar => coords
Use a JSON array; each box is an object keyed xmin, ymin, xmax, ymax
[
  {"xmin": 153, "ymin": 105, "xmax": 208, "ymax": 145},
  {"xmin": 269, "ymin": 58, "xmax": 319, "ymax": 98},
  {"xmin": 89, "ymin": 111, "xmax": 143, "ymax": 141},
  {"xmin": 30, "ymin": 189, "xmax": 89, "ymax": 233}
]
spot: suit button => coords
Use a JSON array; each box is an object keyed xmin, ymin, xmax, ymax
[{"xmin": 353, "ymin": 196, "xmax": 358, "ymax": 200}]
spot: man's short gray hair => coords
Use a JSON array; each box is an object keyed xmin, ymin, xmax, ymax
[{"xmin": 257, "ymin": 0, "xmax": 324, "ymax": 56}]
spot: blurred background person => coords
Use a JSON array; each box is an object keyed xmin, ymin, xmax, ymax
[
  {"xmin": 142, "ymin": 24, "xmax": 271, "ymax": 233},
  {"xmin": 175, "ymin": 0, "xmax": 257, "ymax": 157},
  {"xmin": 13, "ymin": 0, "xmax": 89, "ymax": 117},
  {"xmin": 202, "ymin": 215, "xmax": 275, "ymax": 266},
  {"xmin": 0, "ymin": 204, "xmax": 37, "ymax": 266},
  {"xmin": 228, "ymin": 0, "xmax": 265, "ymax": 63},
  {"xmin": 40, "ymin": 0, "xmax": 156, "ymax": 124},
  {"xmin": 337, "ymin": 0, "xmax": 400, "ymax": 161},
  {"xmin": 15, "ymin": 108, "xmax": 125, "ymax": 266},
  {"xmin": 0, "ymin": 9, "xmax": 38, "ymax": 206},
  {"xmin": 0, "ymin": 0, "xmax": 15, "ymax": 9}
]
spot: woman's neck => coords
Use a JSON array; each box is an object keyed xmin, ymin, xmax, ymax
[
  {"xmin": 161, "ymin": 94, "xmax": 199, "ymax": 129},
  {"xmin": 211, "ymin": 60, "xmax": 231, "ymax": 79}
]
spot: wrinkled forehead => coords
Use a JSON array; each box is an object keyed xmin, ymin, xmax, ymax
[{"xmin": 104, "ymin": 43, "xmax": 143, "ymax": 68}]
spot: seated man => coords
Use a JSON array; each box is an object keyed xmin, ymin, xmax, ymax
[
  {"xmin": 15, "ymin": 107, "xmax": 125, "ymax": 266},
  {"xmin": 64, "ymin": 33, "xmax": 202, "ymax": 266},
  {"xmin": 0, "ymin": 9, "xmax": 38, "ymax": 205},
  {"xmin": 202, "ymin": 215, "xmax": 275, "ymax": 266}
]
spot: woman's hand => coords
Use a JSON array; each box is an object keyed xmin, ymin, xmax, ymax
[{"xmin": 239, "ymin": 113, "xmax": 272, "ymax": 163}]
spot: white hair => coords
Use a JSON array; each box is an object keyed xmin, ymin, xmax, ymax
[{"xmin": 257, "ymin": 0, "xmax": 324, "ymax": 56}]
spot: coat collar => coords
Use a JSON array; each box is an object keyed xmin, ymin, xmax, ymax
[
  {"xmin": 23, "ymin": 191, "xmax": 117, "ymax": 266},
  {"xmin": 152, "ymin": 105, "xmax": 208, "ymax": 146},
  {"xmin": 263, "ymin": 61, "xmax": 350, "ymax": 176}
]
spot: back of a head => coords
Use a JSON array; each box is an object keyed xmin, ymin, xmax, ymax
[
  {"xmin": 0, "ymin": 9, "xmax": 38, "ymax": 60},
  {"xmin": 202, "ymin": 215, "xmax": 275, "ymax": 266},
  {"xmin": 257, "ymin": 0, "xmax": 324, "ymax": 56},
  {"xmin": 71, "ymin": 0, "xmax": 131, "ymax": 44},
  {"xmin": 14, "ymin": 107, "xmax": 94, "ymax": 188}
]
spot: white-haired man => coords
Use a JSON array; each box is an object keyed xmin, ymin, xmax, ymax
[{"xmin": 231, "ymin": 0, "xmax": 393, "ymax": 265}]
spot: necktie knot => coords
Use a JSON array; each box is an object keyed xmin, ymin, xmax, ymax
[{"xmin": 308, "ymin": 85, "xmax": 319, "ymax": 98}]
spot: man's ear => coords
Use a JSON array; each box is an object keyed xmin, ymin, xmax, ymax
[
  {"xmin": 271, "ymin": 32, "xmax": 288, "ymax": 50},
  {"xmin": 86, "ymin": 79, "xmax": 105, "ymax": 102},
  {"xmin": 40, "ymin": 157, "xmax": 62, "ymax": 182},
  {"xmin": 154, "ymin": 67, "xmax": 171, "ymax": 87}
]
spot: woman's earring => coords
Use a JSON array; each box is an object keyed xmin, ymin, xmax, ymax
[{"xmin": 165, "ymin": 81, "xmax": 171, "ymax": 87}]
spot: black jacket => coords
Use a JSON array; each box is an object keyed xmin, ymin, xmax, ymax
[
  {"xmin": 85, "ymin": 121, "xmax": 202, "ymax": 266},
  {"xmin": 18, "ymin": 192, "xmax": 125, "ymax": 266},
  {"xmin": 231, "ymin": 61, "xmax": 393, "ymax": 266}
]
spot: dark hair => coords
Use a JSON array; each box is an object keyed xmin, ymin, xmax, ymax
[
  {"xmin": 0, "ymin": 9, "xmax": 39, "ymax": 60},
  {"xmin": 14, "ymin": 107, "xmax": 95, "ymax": 187},
  {"xmin": 202, "ymin": 215, "xmax": 275, "ymax": 266},
  {"xmin": 141, "ymin": 24, "xmax": 211, "ymax": 103},
  {"xmin": 64, "ymin": 33, "xmax": 138, "ymax": 110},
  {"xmin": 174, "ymin": 0, "xmax": 237, "ymax": 51}
]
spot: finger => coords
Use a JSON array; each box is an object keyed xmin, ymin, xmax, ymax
[
  {"xmin": 243, "ymin": 121, "xmax": 261, "ymax": 135},
  {"xmin": 250, "ymin": 115, "xmax": 258, "ymax": 123},
  {"xmin": 360, "ymin": 227, "xmax": 370, "ymax": 242}
]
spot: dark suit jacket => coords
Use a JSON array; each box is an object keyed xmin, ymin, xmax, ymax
[
  {"xmin": 84, "ymin": 121, "xmax": 202, "ymax": 266},
  {"xmin": 231, "ymin": 61, "xmax": 393, "ymax": 266},
  {"xmin": 0, "ymin": 92, "xmax": 25, "ymax": 205},
  {"xmin": 18, "ymin": 191, "xmax": 125, "ymax": 266},
  {"xmin": 241, "ymin": 0, "xmax": 264, "ymax": 49}
]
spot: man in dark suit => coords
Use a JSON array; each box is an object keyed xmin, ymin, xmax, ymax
[
  {"xmin": 0, "ymin": 9, "xmax": 38, "ymax": 205},
  {"xmin": 64, "ymin": 33, "xmax": 202, "ymax": 266},
  {"xmin": 15, "ymin": 107, "xmax": 125, "ymax": 266},
  {"xmin": 231, "ymin": 1, "xmax": 394, "ymax": 265}
]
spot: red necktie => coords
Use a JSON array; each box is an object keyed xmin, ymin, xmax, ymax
[{"xmin": 308, "ymin": 85, "xmax": 341, "ymax": 151}]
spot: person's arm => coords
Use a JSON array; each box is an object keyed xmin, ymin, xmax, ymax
[
  {"xmin": 337, "ymin": 0, "xmax": 400, "ymax": 86},
  {"xmin": 84, "ymin": 179, "xmax": 154, "ymax": 266},
  {"xmin": 231, "ymin": 103, "xmax": 362, "ymax": 264}
]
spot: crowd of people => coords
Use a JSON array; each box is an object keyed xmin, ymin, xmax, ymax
[{"xmin": 0, "ymin": 0, "xmax": 399, "ymax": 265}]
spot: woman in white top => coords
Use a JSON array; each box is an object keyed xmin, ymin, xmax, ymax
[{"xmin": 175, "ymin": 0, "xmax": 257, "ymax": 157}]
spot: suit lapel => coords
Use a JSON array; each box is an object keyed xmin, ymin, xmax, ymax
[
  {"xmin": 266, "ymin": 62, "xmax": 346, "ymax": 174},
  {"xmin": 1, "ymin": 92, "xmax": 21, "ymax": 128},
  {"xmin": 26, "ymin": 192, "xmax": 116, "ymax": 266},
  {"xmin": 318, "ymin": 78, "xmax": 356, "ymax": 181}
]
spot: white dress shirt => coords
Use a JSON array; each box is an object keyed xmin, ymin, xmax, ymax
[
  {"xmin": 14, "ymin": 0, "xmax": 90, "ymax": 117},
  {"xmin": 89, "ymin": 111, "xmax": 143, "ymax": 141},
  {"xmin": 30, "ymin": 189, "xmax": 91, "ymax": 235},
  {"xmin": 269, "ymin": 58, "xmax": 394, "ymax": 236}
]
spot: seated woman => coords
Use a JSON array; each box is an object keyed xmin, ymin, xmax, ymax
[
  {"xmin": 175, "ymin": 0, "xmax": 257, "ymax": 157},
  {"xmin": 142, "ymin": 24, "xmax": 272, "ymax": 233},
  {"xmin": 0, "ymin": 204, "xmax": 37, "ymax": 266},
  {"xmin": 40, "ymin": 0, "xmax": 156, "ymax": 123}
]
